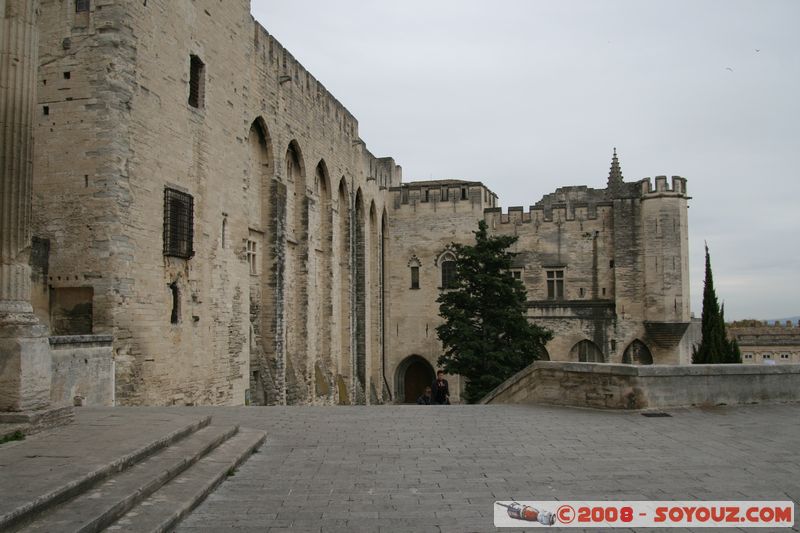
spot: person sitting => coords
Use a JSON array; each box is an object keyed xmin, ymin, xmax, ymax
[{"xmin": 416, "ymin": 386, "xmax": 433, "ymax": 405}]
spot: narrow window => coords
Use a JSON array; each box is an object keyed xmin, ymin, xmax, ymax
[
  {"xmin": 441, "ymin": 187, "xmax": 448, "ymax": 201},
  {"xmin": 579, "ymin": 287, "xmax": 585, "ymax": 297},
  {"xmin": 75, "ymin": 0, "xmax": 90, "ymax": 13},
  {"xmin": 511, "ymin": 269, "xmax": 522, "ymax": 280},
  {"xmin": 461, "ymin": 187, "xmax": 467, "ymax": 200},
  {"xmin": 221, "ymin": 218, "xmax": 227, "ymax": 249},
  {"xmin": 546, "ymin": 270, "xmax": 564, "ymax": 300},
  {"xmin": 163, "ymin": 188, "xmax": 194, "ymax": 258},
  {"xmin": 169, "ymin": 281, "xmax": 180, "ymax": 324},
  {"xmin": 246, "ymin": 239, "xmax": 258, "ymax": 275},
  {"xmin": 188, "ymin": 55, "xmax": 205, "ymax": 108},
  {"xmin": 609, "ymin": 260, "xmax": 615, "ymax": 268},
  {"xmin": 441, "ymin": 260, "xmax": 457, "ymax": 289},
  {"xmin": 43, "ymin": 106, "xmax": 49, "ymax": 116},
  {"xmin": 423, "ymin": 189, "xmax": 429, "ymax": 202},
  {"xmin": 410, "ymin": 266, "xmax": 419, "ymax": 289}
]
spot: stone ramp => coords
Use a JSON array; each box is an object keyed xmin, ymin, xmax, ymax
[{"xmin": 0, "ymin": 408, "xmax": 265, "ymax": 532}]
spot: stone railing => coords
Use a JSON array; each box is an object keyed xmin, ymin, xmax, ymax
[{"xmin": 480, "ymin": 361, "xmax": 800, "ymax": 409}]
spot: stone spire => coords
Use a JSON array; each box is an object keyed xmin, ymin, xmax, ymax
[
  {"xmin": 607, "ymin": 147, "xmax": 624, "ymax": 189},
  {"xmin": 0, "ymin": 0, "xmax": 53, "ymax": 413}
]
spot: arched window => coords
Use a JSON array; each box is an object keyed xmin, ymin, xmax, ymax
[
  {"xmin": 570, "ymin": 340, "xmax": 604, "ymax": 363},
  {"xmin": 408, "ymin": 256, "xmax": 421, "ymax": 290},
  {"xmin": 622, "ymin": 339, "xmax": 653, "ymax": 365},
  {"xmin": 441, "ymin": 260, "xmax": 456, "ymax": 289},
  {"xmin": 436, "ymin": 249, "xmax": 457, "ymax": 289}
]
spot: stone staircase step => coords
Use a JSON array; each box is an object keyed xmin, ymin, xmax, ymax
[
  {"xmin": 18, "ymin": 424, "xmax": 239, "ymax": 533},
  {"xmin": 109, "ymin": 427, "xmax": 267, "ymax": 533},
  {"xmin": 0, "ymin": 415, "xmax": 212, "ymax": 532}
]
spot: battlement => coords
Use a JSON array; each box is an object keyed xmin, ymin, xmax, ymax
[
  {"xmin": 252, "ymin": 21, "xmax": 359, "ymax": 141},
  {"xmin": 484, "ymin": 202, "xmax": 613, "ymax": 224},
  {"xmin": 639, "ymin": 176, "xmax": 688, "ymax": 197},
  {"xmin": 390, "ymin": 180, "xmax": 498, "ymax": 211}
]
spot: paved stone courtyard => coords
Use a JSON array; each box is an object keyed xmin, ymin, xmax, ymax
[{"xmin": 175, "ymin": 404, "xmax": 800, "ymax": 533}]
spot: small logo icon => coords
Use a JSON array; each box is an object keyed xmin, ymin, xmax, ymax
[{"xmin": 557, "ymin": 504, "xmax": 576, "ymax": 524}]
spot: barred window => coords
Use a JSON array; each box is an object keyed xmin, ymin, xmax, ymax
[
  {"xmin": 546, "ymin": 270, "xmax": 564, "ymax": 299},
  {"xmin": 188, "ymin": 55, "xmax": 205, "ymax": 108},
  {"xmin": 164, "ymin": 188, "xmax": 194, "ymax": 259},
  {"xmin": 75, "ymin": 0, "xmax": 90, "ymax": 13}
]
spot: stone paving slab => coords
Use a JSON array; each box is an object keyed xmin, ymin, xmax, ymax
[
  {"xmin": 0, "ymin": 407, "xmax": 211, "ymax": 528},
  {"xmin": 176, "ymin": 404, "xmax": 800, "ymax": 533}
]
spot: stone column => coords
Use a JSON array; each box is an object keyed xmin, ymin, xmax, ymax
[{"xmin": 0, "ymin": 0, "xmax": 52, "ymax": 412}]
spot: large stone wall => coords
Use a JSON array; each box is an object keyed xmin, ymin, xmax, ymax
[
  {"xmin": 32, "ymin": 0, "xmax": 399, "ymax": 406},
  {"xmin": 50, "ymin": 335, "xmax": 114, "ymax": 406},
  {"xmin": 482, "ymin": 361, "xmax": 800, "ymax": 409}
]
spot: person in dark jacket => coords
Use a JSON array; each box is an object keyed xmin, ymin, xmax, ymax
[
  {"xmin": 416, "ymin": 386, "xmax": 433, "ymax": 405},
  {"xmin": 431, "ymin": 370, "xmax": 450, "ymax": 404}
]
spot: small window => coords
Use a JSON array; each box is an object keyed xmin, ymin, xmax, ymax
[
  {"xmin": 75, "ymin": 0, "xmax": 90, "ymax": 13},
  {"xmin": 579, "ymin": 287, "xmax": 585, "ymax": 297},
  {"xmin": 609, "ymin": 260, "xmax": 615, "ymax": 268},
  {"xmin": 246, "ymin": 239, "xmax": 258, "ymax": 275},
  {"xmin": 763, "ymin": 353, "xmax": 771, "ymax": 359},
  {"xmin": 546, "ymin": 270, "xmax": 564, "ymax": 300},
  {"xmin": 169, "ymin": 281, "xmax": 180, "ymax": 324},
  {"xmin": 163, "ymin": 188, "xmax": 194, "ymax": 258},
  {"xmin": 461, "ymin": 187, "xmax": 467, "ymax": 200},
  {"xmin": 188, "ymin": 55, "xmax": 205, "ymax": 108},
  {"xmin": 410, "ymin": 266, "xmax": 419, "ymax": 289},
  {"xmin": 221, "ymin": 218, "xmax": 228, "ymax": 249},
  {"xmin": 441, "ymin": 187, "xmax": 448, "ymax": 201},
  {"xmin": 744, "ymin": 353, "xmax": 753, "ymax": 359},
  {"xmin": 511, "ymin": 269, "xmax": 522, "ymax": 280},
  {"xmin": 441, "ymin": 260, "xmax": 457, "ymax": 289},
  {"xmin": 781, "ymin": 353, "xmax": 790, "ymax": 359},
  {"xmin": 422, "ymin": 189, "xmax": 429, "ymax": 203}
]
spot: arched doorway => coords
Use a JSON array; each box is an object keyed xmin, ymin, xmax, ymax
[
  {"xmin": 570, "ymin": 339, "xmax": 605, "ymax": 362},
  {"xmin": 395, "ymin": 355, "xmax": 435, "ymax": 404},
  {"xmin": 622, "ymin": 339, "xmax": 653, "ymax": 365}
]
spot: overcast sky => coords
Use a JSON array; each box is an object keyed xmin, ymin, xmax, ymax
[{"xmin": 251, "ymin": 0, "xmax": 799, "ymax": 321}]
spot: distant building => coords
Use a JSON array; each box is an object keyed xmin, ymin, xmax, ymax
[{"xmin": 729, "ymin": 321, "xmax": 800, "ymax": 364}]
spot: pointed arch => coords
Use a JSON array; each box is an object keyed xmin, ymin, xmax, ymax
[
  {"xmin": 368, "ymin": 201, "xmax": 381, "ymax": 402},
  {"xmin": 246, "ymin": 117, "xmax": 279, "ymax": 405},
  {"xmin": 622, "ymin": 339, "xmax": 653, "ymax": 365},
  {"xmin": 336, "ymin": 177, "xmax": 351, "ymax": 397},
  {"xmin": 353, "ymin": 188, "xmax": 366, "ymax": 402},
  {"xmin": 570, "ymin": 339, "xmax": 605, "ymax": 363},
  {"xmin": 284, "ymin": 140, "xmax": 309, "ymax": 404},
  {"xmin": 313, "ymin": 160, "xmax": 334, "ymax": 397},
  {"xmin": 395, "ymin": 355, "xmax": 435, "ymax": 404}
]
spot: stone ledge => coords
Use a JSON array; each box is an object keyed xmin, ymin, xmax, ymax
[
  {"xmin": 0, "ymin": 405, "xmax": 74, "ymax": 435},
  {"xmin": 49, "ymin": 335, "xmax": 113, "ymax": 348}
]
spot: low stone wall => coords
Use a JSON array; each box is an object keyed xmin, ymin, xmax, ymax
[
  {"xmin": 480, "ymin": 361, "xmax": 800, "ymax": 409},
  {"xmin": 50, "ymin": 335, "xmax": 114, "ymax": 406}
]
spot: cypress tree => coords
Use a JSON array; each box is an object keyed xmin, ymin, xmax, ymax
[
  {"xmin": 436, "ymin": 220, "xmax": 552, "ymax": 402},
  {"xmin": 692, "ymin": 244, "xmax": 741, "ymax": 364}
]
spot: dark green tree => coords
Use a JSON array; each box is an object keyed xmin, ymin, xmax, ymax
[
  {"xmin": 436, "ymin": 220, "xmax": 552, "ymax": 402},
  {"xmin": 692, "ymin": 244, "xmax": 742, "ymax": 364}
]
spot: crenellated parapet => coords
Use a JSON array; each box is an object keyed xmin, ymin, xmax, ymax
[
  {"xmin": 484, "ymin": 202, "xmax": 613, "ymax": 225},
  {"xmin": 639, "ymin": 176, "xmax": 689, "ymax": 197}
]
